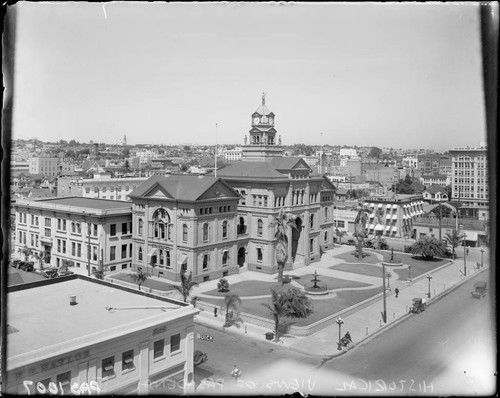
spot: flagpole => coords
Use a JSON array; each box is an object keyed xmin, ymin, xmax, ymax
[{"xmin": 215, "ymin": 123, "xmax": 218, "ymax": 178}]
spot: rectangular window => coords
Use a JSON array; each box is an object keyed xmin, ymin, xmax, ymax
[
  {"xmin": 154, "ymin": 339, "xmax": 165, "ymax": 359},
  {"xmin": 45, "ymin": 217, "xmax": 51, "ymax": 227},
  {"xmin": 166, "ymin": 250, "xmax": 171, "ymax": 267},
  {"xmin": 203, "ymin": 254, "xmax": 209, "ymax": 269},
  {"xmin": 57, "ymin": 219, "xmax": 62, "ymax": 230},
  {"xmin": 72, "ymin": 242, "xmax": 76, "ymax": 256},
  {"xmin": 122, "ymin": 350, "xmax": 134, "ymax": 371},
  {"xmin": 110, "ymin": 224, "xmax": 116, "ymax": 236},
  {"xmin": 93, "ymin": 224, "xmax": 98, "ymax": 236},
  {"xmin": 257, "ymin": 248, "xmax": 263, "ymax": 262},
  {"xmin": 170, "ymin": 334, "xmax": 181, "ymax": 353},
  {"xmin": 56, "ymin": 371, "xmax": 71, "ymax": 394},
  {"xmin": 129, "ymin": 243, "xmax": 132, "ymax": 257},
  {"xmin": 45, "ymin": 228, "xmax": 51, "ymax": 237},
  {"xmin": 110, "ymin": 246, "xmax": 116, "ymax": 261},
  {"xmin": 102, "ymin": 357, "xmax": 115, "ymax": 379},
  {"xmin": 222, "ymin": 251, "xmax": 228, "ymax": 266},
  {"xmin": 310, "ymin": 238, "xmax": 314, "ymax": 253},
  {"xmin": 77, "ymin": 243, "xmax": 81, "ymax": 257},
  {"xmin": 122, "ymin": 222, "xmax": 128, "ymax": 235},
  {"xmin": 121, "ymin": 244, "xmax": 127, "ymax": 259},
  {"xmin": 57, "ymin": 239, "xmax": 61, "ymax": 253}
]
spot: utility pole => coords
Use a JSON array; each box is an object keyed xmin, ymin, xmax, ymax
[{"xmin": 381, "ymin": 263, "xmax": 387, "ymax": 323}]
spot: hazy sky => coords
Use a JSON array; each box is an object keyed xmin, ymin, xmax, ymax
[{"xmin": 10, "ymin": 2, "xmax": 487, "ymax": 150}]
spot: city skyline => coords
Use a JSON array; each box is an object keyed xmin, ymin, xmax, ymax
[{"xmin": 10, "ymin": 2, "xmax": 487, "ymax": 150}]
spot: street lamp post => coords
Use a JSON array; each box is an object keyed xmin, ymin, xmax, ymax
[
  {"xmin": 462, "ymin": 229, "xmax": 467, "ymax": 277},
  {"xmin": 480, "ymin": 246, "xmax": 485, "ymax": 267},
  {"xmin": 426, "ymin": 274, "xmax": 433, "ymax": 298},
  {"xmin": 381, "ymin": 263, "xmax": 387, "ymax": 323},
  {"xmin": 408, "ymin": 265, "xmax": 411, "ymax": 279},
  {"xmin": 336, "ymin": 317, "xmax": 344, "ymax": 350}
]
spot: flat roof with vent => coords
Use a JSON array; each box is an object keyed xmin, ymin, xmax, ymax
[{"xmin": 6, "ymin": 276, "xmax": 197, "ymax": 370}]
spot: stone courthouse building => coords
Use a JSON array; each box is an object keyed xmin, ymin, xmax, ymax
[{"xmin": 127, "ymin": 94, "xmax": 337, "ymax": 282}]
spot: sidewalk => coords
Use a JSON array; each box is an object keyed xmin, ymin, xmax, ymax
[{"xmin": 193, "ymin": 245, "xmax": 490, "ymax": 357}]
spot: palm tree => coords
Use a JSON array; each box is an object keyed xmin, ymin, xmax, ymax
[
  {"xmin": 129, "ymin": 267, "xmax": 149, "ymax": 291},
  {"xmin": 335, "ymin": 228, "xmax": 347, "ymax": 245},
  {"xmin": 410, "ymin": 236, "xmax": 446, "ymax": 260},
  {"xmin": 221, "ymin": 293, "xmax": 242, "ymax": 328},
  {"xmin": 18, "ymin": 245, "xmax": 33, "ymax": 262},
  {"xmin": 274, "ymin": 210, "xmax": 297, "ymax": 285},
  {"xmin": 445, "ymin": 230, "xmax": 463, "ymax": 259},
  {"xmin": 262, "ymin": 287, "xmax": 313, "ymax": 342},
  {"xmin": 173, "ymin": 270, "xmax": 199, "ymax": 303},
  {"xmin": 92, "ymin": 269, "xmax": 104, "ymax": 280},
  {"xmin": 32, "ymin": 250, "xmax": 44, "ymax": 270}
]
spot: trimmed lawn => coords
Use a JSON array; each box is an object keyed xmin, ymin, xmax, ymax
[
  {"xmin": 294, "ymin": 274, "xmax": 371, "ymax": 290},
  {"xmin": 334, "ymin": 250, "xmax": 381, "ymax": 264},
  {"xmin": 109, "ymin": 273, "xmax": 177, "ymax": 291},
  {"xmin": 203, "ymin": 280, "xmax": 294, "ymax": 297},
  {"xmin": 393, "ymin": 254, "xmax": 449, "ymax": 281},
  {"xmin": 201, "ymin": 287, "xmax": 384, "ymax": 326},
  {"xmin": 330, "ymin": 263, "xmax": 383, "ymax": 278}
]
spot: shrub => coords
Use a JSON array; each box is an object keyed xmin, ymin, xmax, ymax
[
  {"xmin": 404, "ymin": 245, "xmax": 413, "ymax": 253},
  {"xmin": 347, "ymin": 238, "xmax": 356, "ymax": 246},
  {"xmin": 217, "ymin": 278, "xmax": 230, "ymax": 292}
]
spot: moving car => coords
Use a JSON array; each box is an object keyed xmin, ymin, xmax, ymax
[
  {"xmin": 409, "ymin": 297, "xmax": 426, "ymax": 314},
  {"xmin": 471, "ymin": 281, "xmax": 487, "ymax": 299},
  {"xmin": 194, "ymin": 350, "xmax": 208, "ymax": 366}
]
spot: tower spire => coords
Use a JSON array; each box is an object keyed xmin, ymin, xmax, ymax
[{"xmin": 262, "ymin": 92, "xmax": 266, "ymax": 105}]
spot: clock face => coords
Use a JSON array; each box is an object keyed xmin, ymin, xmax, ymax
[
  {"xmin": 253, "ymin": 117, "xmax": 260, "ymax": 124},
  {"xmin": 269, "ymin": 117, "xmax": 274, "ymax": 125}
]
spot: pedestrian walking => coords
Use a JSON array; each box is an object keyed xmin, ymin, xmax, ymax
[
  {"xmin": 214, "ymin": 307, "xmax": 218, "ymax": 317},
  {"xmin": 466, "ymin": 247, "xmax": 469, "ymax": 255},
  {"xmin": 395, "ymin": 287, "xmax": 399, "ymax": 298}
]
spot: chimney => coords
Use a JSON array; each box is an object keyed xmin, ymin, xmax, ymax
[{"xmin": 70, "ymin": 295, "xmax": 77, "ymax": 306}]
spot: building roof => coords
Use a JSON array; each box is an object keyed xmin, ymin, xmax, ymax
[
  {"xmin": 24, "ymin": 197, "xmax": 132, "ymax": 210},
  {"xmin": 421, "ymin": 174, "xmax": 447, "ymax": 179},
  {"xmin": 425, "ymin": 184, "xmax": 448, "ymax": 194},
  {"xmin": 129, "ymin": 174, "xmax": 239, "ymax": 202},
  {"xmin": 6, "ymin": 277, "xmax": 195, "ymax": 367},
  {"xmin": 270, "ymin": 157, "xmax": 310, "ymax": 171},
  {"xmin": 216, "ymin": 161, "xmax": 286, "ymax": 179},
  {"xmin": 336, "ymin": 187, "xmax": 348, "ymax": 195},
  {"xmin": 253, "ymin": 104, "xmax": 274, "ymax": 116}
]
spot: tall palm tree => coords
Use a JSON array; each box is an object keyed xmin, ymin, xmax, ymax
[
  {"xmin": 18, "ymin": 245, "xmax": 33, "ymax": 262},
  {"xmin": 274, "ymin": 210, "xmax": 297, "ymax": 285},
  {"xmin": 262, "ymin": 287, "xmax": 313, "ymax": 342},
  {"xmin": 445, "ymin": 230, "xmax": 463, "ymax": 259},
  {"xmin": 32, "ymin": 250, "xmax": 44, "ymax": 270},
  {"xmin": 221, "ymin": 293, "xmax": 242, "ymax": 328},
  {"xmin": 173, "ymin": 270, "xmax": 199, "ymax": 303}
]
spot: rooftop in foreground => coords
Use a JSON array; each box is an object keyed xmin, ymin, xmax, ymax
[{"xmin": 7, "ymin": 276, "xmax": 194, "ymax": 367}]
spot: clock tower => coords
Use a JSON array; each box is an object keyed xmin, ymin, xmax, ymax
[{"xmin": 242, "ymin": 93, "xmax": 283, "ymax": 161}]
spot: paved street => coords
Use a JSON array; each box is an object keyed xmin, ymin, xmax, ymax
[
  {"xmin": 320, "ymin": 271, "xmax": 495, "ymax": 396},
  {"xmin": 194, "ymin": 271, "xmax": 495, "ymax": 395},
  {"xmin": 193, "ymin": 323, "xmax": 319, "ymax": 390}
]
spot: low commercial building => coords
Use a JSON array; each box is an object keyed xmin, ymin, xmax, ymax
[
  {"xmin": 5, "ymin": 276, "xmax": 198, "ymax": 395},
  {"xmin": 12, "ymin": 197, "xmax": 133, "ymax": 273},
  {"xmin": 58, "ymin": 176, "xmax": 149, "ymax": 201}
]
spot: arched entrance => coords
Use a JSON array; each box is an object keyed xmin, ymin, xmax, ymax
[
  {"xmin": 291, "ymin": 217, "xmax": 302, "ymax": 262},
  {"xmin": 237, "ymin": 247, "xmax": 246, "ymax": 267}
]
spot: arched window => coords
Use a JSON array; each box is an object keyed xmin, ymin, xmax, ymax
[
  {"xmin": 257, "ymin": 219, "xmax": 263, "ymax": 236},
  {"xmin": 138, "ymin": 247, "xmax": 143, "ymax": 261},
  {"xmin": 152, "ymin": 208, "xmax": 170, "ymax": 240},
  {"xmin": 138, "ymin": 219, "xmax": 143, "ymax": 235},
  {"xmin": 222, "ymin": 221, "xmax": 228, "ymax": 239},
  {"xmin": 203, "ymin": 223, "xmax": 209, "ymax": 242},
  {"xmin": 238, "ymin": 217, "xmax": 246, "ymax": 234},
  {"xmin": 182, "ymin": 224, "xmax": 188, "ymax": 242},
  {"xmin": 324, "ymin": 207, "xmax": 328, "ymax": 220}
]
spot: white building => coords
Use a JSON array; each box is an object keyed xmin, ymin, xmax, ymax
[
  {"xmin": 449, "ymin": 142, "xmax": 489, "ymax": 220},
  {"xmin": 222, "ymin": 147, "xmax": 242, "ymax": 161},
  {"xmin": 339, "ymin": 148, "xmax": 359, "ymax": 159},
  {"xmin": 12, "ymin": 197, "xmax": 133, "ymax": 273},
  {"xmin": 58, "ymin": 177, "xmax": 149, "ymax": 201},
  {"xmin": 5, "ymin": 276, "xmax": 198, "ymax": 395}
]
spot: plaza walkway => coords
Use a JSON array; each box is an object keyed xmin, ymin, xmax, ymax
[{"xmin": 192, "ymin": 244, "xmax": 491, "ymax": 357}]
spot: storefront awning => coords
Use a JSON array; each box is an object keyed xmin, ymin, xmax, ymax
[
  {"xmin": 392, "ymin": 214, "xmax": 397, "ymax": 220},
  {"xmin": 392, "ymin": 204, "xmax": 398, "ymax": 209},
  {"xmin": 386, "ymin": 215, "xmax": 391, "ymax": 220},
  {"xmin": 369, "ymin": 224, "xmax": 375, "ymax": 229},
  {"xmin": 178, "ymin": 254, "xmax": 188, "ymax": 265},
  {"xmin": 147, "ymin": 247, "xmax": 158, "ymax": 262},
  {"xmin": 377, "ymin": 204, "xmax": 383, "ymax": 208},
  {"xmin": 375, "ymin": 224, "xmax": 384, "ymax": 231},
  {"xmin": 392, "ymin": 226, "xmax": 398, "ymax": 231}
]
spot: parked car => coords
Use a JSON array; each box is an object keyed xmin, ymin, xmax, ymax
[
  {"xmin": 11, "ymin": 259, "xmax": 22, "ymax": 269},
  {"xmin": 471, "ymin": 282, "xmax": 487, "ymax": 299},
  {"xmin": 19, "ymin": 261, "xmax": 34, "ymax": 272},
  {"xmin": 409, "ymin": 297, "xmax": 426, "ymax": 314},
  {"xmin": 194, "ymin": 350, "xmax": 208, "ymax": 366}
]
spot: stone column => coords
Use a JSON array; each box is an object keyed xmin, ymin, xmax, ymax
[
  {"xmin": 184, "ymin": 326, "xmax": 196, "ymax": 394},
  {"xmin": 138, "ymin": 341, "xmax": 150, "ymax": 394}
]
